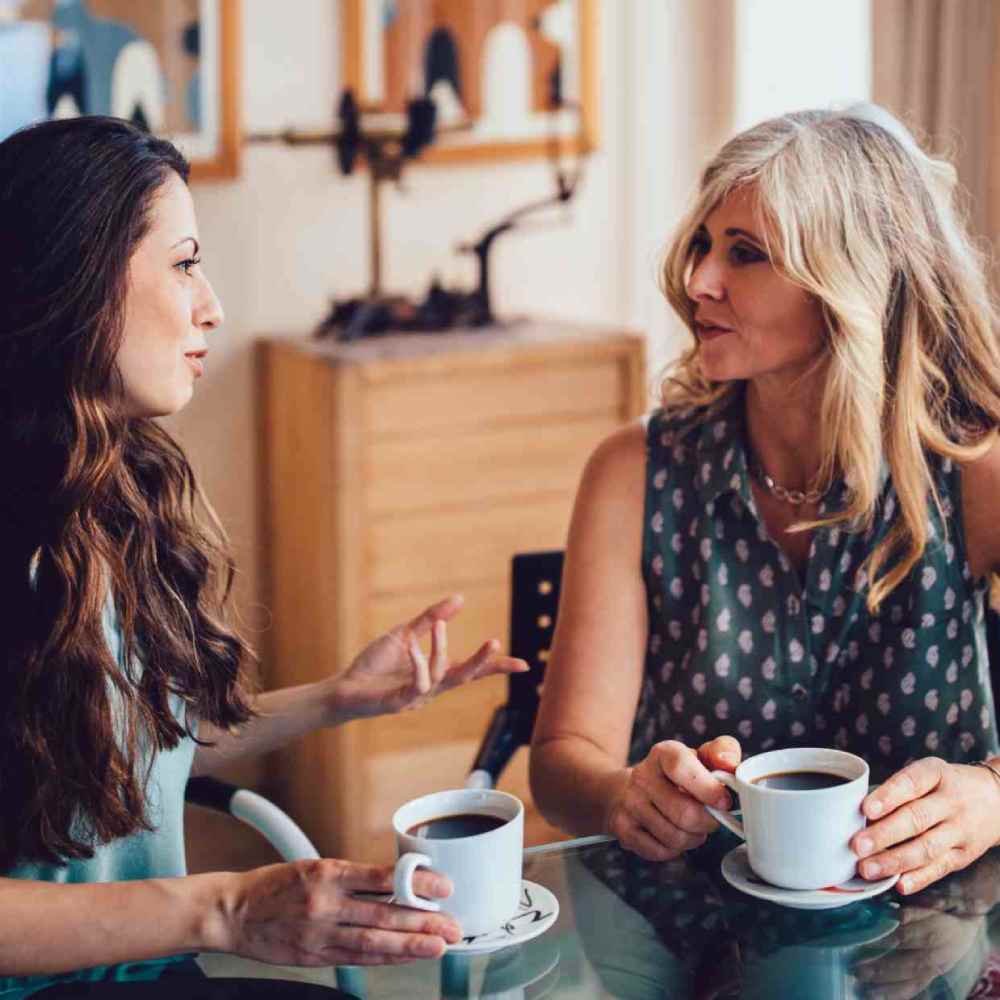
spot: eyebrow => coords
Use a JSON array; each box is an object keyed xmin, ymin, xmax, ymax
[
  {"xmin": 696, "ymin": 224, "xmax": 764, "ymax": 246},
  {"xmin": 171, "ymin": 236, "xmax": 200, "ymax": 255},
  {"xmin": 724, "ymin": 227, "xmax": 763, "ymax": 245}
]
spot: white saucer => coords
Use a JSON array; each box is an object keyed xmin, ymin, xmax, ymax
[
  {"xmin": 355, "ymin": 879, "xmax": 560, "ymax": 956},
  {"xmin": 721, "ymin": 845, "xmax": 900, "ymax": 910},
  {"xmin": 447, "ymin": 879, "xmax": 560, "ymax": 955}
]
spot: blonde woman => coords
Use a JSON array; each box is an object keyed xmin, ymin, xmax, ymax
[{"xmin": 531, "ymin": 105, "xmax": 1000, "ymax": 896}]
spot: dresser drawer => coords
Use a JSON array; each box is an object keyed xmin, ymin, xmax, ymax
[
  {"xmin": 366, "ymin": 415, "xmax": 618, "ymax": 515},
  {"xmin": 370, "ymin": 495, "xmax": 573, "ymax": 595}
]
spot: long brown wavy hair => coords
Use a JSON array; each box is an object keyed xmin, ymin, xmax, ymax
[{"xmin": 0, "ymin": 117, "xmax": 256, "ymax": 870}]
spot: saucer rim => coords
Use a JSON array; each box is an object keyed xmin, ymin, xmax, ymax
[
  {"xmin": 721, "ymin": 844, "xmax": 900, "ymax": 909},
  {"xmin": 445, "ymin": 878, "xmax": 560, "ymax": 955}
]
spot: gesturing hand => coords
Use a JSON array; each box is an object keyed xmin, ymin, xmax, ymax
[
  {"xmin": 222, "ymin": 859, "xmax": 462, "ymax": 967},
  {"xmin": 329, "ymin": 595, "xmax": 529, "ymax": 721},
  {"xmin": 851, "ymin": 757, "xmax": 1000, "ymax": 894},
  {"xmin": 607, "ymin": 736, "xmax": 741, "ymax": 862}
]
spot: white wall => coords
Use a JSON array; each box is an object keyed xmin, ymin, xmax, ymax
[
  {"xmin": 733, "ymin": 0, "xmax": 872, "ymax": 132},
  {"xmin": 171, "ymin": 0, "xmax": 871, "ymax": 645}
]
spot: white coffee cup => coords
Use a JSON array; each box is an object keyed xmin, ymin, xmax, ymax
[
  {"xmin": 704, "ymin": 747, "xmax": 869, "ymax": 890},
  {"xmin": 392, "ymin": 788, "xmax": 524, "ymax": 938}
]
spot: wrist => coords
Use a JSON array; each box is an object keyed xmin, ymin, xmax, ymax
[
  {"xmin": 317, "ymin": 674, "xmax": 355, "ymax": 728},
  {"xmin": 188, "ymin": 871, "xmax": 242, "ymax": 955},
  {"xmin": 601, "ymin": 767, "xmax": 632, "ymax": 836}
]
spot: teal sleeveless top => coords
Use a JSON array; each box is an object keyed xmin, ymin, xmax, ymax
[
  {"xmin": 0, "ymin": 597, "xmax": 197, "ymax": 996},
  {"xmin": 632, "ymin": 396, "xmax": 999, "ymax": 783}
]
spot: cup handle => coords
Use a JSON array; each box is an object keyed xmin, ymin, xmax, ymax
[
  {"xmin": 393, "ymin": 852, "xmax": 442, "ymax": 912},
  {"xmin": 703, "ymin": 770, "xmax": 744, "ymax": 840}
]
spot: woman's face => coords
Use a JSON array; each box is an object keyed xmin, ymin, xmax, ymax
[
  {"xmin": 116, "ymin": 172, "xmax": 223, "ymax": 418},
  {"xmin": 685, "ymin": 187, "xmax": 827, "ymax": 386}
]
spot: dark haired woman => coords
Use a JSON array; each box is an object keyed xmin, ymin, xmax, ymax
[{"xmin": 0, "ymin": 116, "xmax": 526, "ymax": 980}]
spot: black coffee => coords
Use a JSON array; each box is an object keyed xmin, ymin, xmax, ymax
[
  {"xmin": 406, "ymin": 812, "xmax": 507, "ymax": 839},
  {"xmin": 751, "ymin": 770, "xmax": 849, "ymax": 791}
]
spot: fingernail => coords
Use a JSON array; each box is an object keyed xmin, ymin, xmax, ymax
[
  {"xmin": 900, "ymin": 876, "xmax": 912, "ymax": 894},
  {"xmin": 867, "ymin": 799, "xmax": 883, "ymax": 817},
  {"xmin": 719, "ymin": 752, "xmax": 737, "ymax": 765},
  {"xmin": 863, "ymin": 860, "xmax": 881, "ymax": 878},
  {"xmin": 856, "ymin": 836, "xmax": 874, "ymax": 857}
]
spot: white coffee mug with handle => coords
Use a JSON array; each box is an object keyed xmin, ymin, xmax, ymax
[
  {"xmin": 392, "ymin": 788, "xmax": 524, "ymax": 938},
  {"xmin": 704, "ymin": 747, "xmax": 869, "ymax": 890}
]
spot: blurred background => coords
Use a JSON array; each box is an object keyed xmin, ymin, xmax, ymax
[{"xmin": 3, "ymin": 0, "xmax": 998, "ymax": 872}]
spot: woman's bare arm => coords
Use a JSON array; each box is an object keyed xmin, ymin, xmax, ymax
[
  {"xmin": 0, "ymin": 872, "xmax": 227, "ymax": 977},
  {"xmin": 529, "ymin": 424, "xmax": 649, "ymax": 835},
  {"xmin": 0, "ymin": 858, "xmax": 461, "ymax": 976}
]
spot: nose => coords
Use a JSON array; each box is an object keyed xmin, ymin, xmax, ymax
[
  {"xmin": 686, "ymin": 252, "xmax": 725, "ymax": 304},
  {"xmin": 196, "ymin": 274, "xmax": 224, "ymax": 332}
]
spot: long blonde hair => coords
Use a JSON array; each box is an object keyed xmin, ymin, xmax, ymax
[{"xmin": 659, "ymin": 105, "xmax": 1000, "ymax": 613}]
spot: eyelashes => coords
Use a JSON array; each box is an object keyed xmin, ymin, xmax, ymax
[{"xmin": 175, "ymin": 256, "xmax": 202, "ymax": 275}]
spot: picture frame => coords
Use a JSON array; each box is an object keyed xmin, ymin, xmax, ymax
[
  {"xmin": 340, "ymin": 0, "xmax": 599, "ymax": 165},
  {"xmin": 0, "ymin": 0, "xmax": 241, "ymax": 181}
]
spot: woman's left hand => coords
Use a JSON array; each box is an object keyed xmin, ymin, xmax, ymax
[
  {"xmin": 851, "ymin": 758, "xmax": 1000, "ymax": 895},
  {"xmin": 325, "ymin": 594, "xmax": 529, "ymax": 722}
]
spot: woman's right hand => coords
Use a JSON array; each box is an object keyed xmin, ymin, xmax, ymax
[
  {"xmin": 606, "ymin": 736, "xmax": 742, "ymax": 862},
  {"xmin": 216, "ymin": 858, "xmax": 463, "ymax": 967}
]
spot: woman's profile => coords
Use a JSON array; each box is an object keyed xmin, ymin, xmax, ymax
[{"xmin": 0, "ymin": 115, "xmax": 526, "ymax": 981}]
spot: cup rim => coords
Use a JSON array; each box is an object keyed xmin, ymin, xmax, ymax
[
  {"xmin": 733, "ymin": 747, "xmax": 869, "ymax": 795},
  {"xmin": 392, "ymin": 787, "xmax": 524, "ymax": 841}
]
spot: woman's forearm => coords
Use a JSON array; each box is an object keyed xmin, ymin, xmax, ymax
[
  {"xmin": 0, "ymin": 871, "xmax": 231, "ymax": 977},
  {"xmin": 530, "ymin": 735, "xmax": 631, "ymax": 837},
  {"xmin": 191, "ymin": 679, "xmax": 342, "ymax": 777}
]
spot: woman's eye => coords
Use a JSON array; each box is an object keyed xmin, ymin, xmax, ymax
[
  {"xmin": 730, "ymin": 243, "xmax": 765, "ymax": 265},
  {"xmin": 175, "ymin": 256, "xmax": 202, "ymax": 275},
  {"xmin": 689, "ymin": 236, "xmax": 709, "ymax": 257}
]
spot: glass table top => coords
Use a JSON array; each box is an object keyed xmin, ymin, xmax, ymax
[{"xmin": 10, "ymin": 831, "xmax": 1000, "ymax": 998}]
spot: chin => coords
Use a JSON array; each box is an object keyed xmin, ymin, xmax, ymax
[{"xmin": 125, "ymin": 385, "xmax": 194, "ymax": 419}]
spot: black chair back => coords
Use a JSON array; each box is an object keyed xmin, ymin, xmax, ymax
[
  {"xmin": 469, "ymin": 550, "xmax": 564, "ymax": 784},
  {"xmin": 987, "ymin": 607, "xmax": 1000, "ymax": 721}
]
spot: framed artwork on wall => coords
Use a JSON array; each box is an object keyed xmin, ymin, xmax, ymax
[
  {"xmin": 0, "ymin": 0, "xmax": 240, "ymax": 180},
  {"xmin": 341, "ymin": 0, "xmax": 599, "ymax": 164}
]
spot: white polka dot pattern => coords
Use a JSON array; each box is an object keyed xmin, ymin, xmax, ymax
[{"xmin": 630, "ymin": 405, "xmax": 999, "ymax": 782}]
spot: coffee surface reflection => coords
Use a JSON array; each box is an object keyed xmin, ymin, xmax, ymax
[
  {"xmin": 405, "ymin": 812, "xmax": 507, "ymax": 839},
  {"xmin": 750, "ymin": 770, "xmax": 850, "ymax": 791}
]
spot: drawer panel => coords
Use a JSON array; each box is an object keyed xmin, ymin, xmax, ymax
[
  {"xmin": 367, "ymin": 580, "xmax": 510, "ymax": 656},
  {"xmin": 365, "ymin": 360, "xmax": 625, "ymax": 436},
  {"xmin": 359, "ymin": 672, "xmax": 508, "ymax": 756},
  {"xmin": 370, "ymin": 495, "xmax": 573, "ymax": 595},
  {"xmin": 366, "ymin": 416, "xmax": 617, "ymax": 515}
]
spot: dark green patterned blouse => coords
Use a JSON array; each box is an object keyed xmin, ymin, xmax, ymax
[{"xmin": 632, "ymin": 395, "xmax": 999, "ymax": 783}]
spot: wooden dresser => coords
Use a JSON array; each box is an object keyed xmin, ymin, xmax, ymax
[{"xmin": 257, "ymin": 321, "xmax": 647, "ymax": 861}]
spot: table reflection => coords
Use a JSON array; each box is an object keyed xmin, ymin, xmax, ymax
[{"xmin": 6, "ymin": 838, "xmax": 1000, "ymax": 998}]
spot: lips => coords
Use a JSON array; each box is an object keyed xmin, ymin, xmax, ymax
[
  {"xmin": 694, "ymin": 321, "xmax": 734, "ymax": 341},
  {"xmin": 184, "ymin": 350, "xmax": 206, "ymax": 377}
]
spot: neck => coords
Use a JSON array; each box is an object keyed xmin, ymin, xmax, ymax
[{"xmin": 744, "ymin": 372, "xmax": 826, "ymax": 492}]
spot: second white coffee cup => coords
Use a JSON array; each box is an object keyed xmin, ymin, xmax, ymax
[
  {"xmin": 704, "ymin": 747, "xmax": 869, "ymax": 890},
  {"xmin": 392, "ymin": 788, "xmax": 524, "ymax": 938}
]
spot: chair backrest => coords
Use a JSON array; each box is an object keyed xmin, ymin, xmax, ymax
[
  {"xmin": 507, "ymin": 550, "xmax": 565, "ymax": 716},
  {"xmin": 468, "ymin": 550, "xmax": 564, "ymax": 785},
  {"xmin": 987, "ymin": 607, "xmax": 1000, "ymax": 718}
]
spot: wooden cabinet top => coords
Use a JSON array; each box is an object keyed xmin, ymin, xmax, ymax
[{"xmin": 259, "ymin": 319, "xmax": 645, "ymax": 372}]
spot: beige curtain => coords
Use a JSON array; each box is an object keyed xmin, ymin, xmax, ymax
[{"xmin": 873, "ymin": 0, "xmax": 1000, "ymax": 246}]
